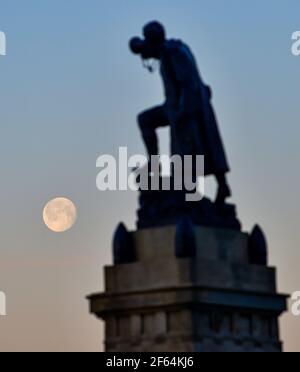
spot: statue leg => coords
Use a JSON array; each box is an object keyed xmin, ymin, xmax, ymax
[
  {"xmin": 137, "ymin": 106, "xmax": 168, "ymax": 158},
  {"xmin": 215, "ymin": 172, "xmax": 232, "ymax": 205}
]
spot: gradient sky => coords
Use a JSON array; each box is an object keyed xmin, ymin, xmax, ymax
[{"xmin": 0, "ymin": 0, "xmax": 300, "ymax": 351}]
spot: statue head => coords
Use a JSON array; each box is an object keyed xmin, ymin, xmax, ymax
[
  {"xmin": 143, "ymin": 21, "xmax": 166, "ymax": 46},
  {"xmin": 129, "ymin": 21, "xmax": 166, "ymax": 65}
]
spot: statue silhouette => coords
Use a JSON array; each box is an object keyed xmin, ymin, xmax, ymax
[{"xmin": 130, "ymin": 21, "xmax": 231, "ymax": 204}]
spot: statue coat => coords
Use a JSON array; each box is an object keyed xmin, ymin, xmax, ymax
[{"xmin": 160, "ymin": 39, "xmax": 230, "ymax": 176}]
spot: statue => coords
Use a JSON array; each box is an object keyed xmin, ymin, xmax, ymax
[
  {"xmin": 129, "ymin": 21, "xmax": 240, "ymax": 231},
  {"xmin": 130, "ymin": 21, "xmax": 231, "ymax": 205}
]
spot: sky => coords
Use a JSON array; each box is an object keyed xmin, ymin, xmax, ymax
[{"xmin": 0, "ymin": 0, "xmax": 300, "ymax": 351}]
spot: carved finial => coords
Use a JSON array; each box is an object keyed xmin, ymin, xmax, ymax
[
  {"xmin": 248, "ymin": 225, "xmax": 268, "ymax": 266},
  {"xmin": 113, "ymin": 223, "xmax": 135, "ymax": 264}
]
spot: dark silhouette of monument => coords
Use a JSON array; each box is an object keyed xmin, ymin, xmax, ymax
[
  {"xmin": 88, "ymin": 22, "xmax": 287, "ymax": 352},
  {"xmin": 131, "ymin": 21, "xmax": 230, "ymax": 205}
]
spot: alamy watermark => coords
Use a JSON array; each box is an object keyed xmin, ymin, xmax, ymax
[
  {"xmin": 0, "ymin": 291, "xmax": 7, "ymax": 316},
  {"xmin": 291, "ymin": 31, "xmax": 300, "ymax": 56},
  {"xmin": 0, "ymin": 30, "xmax": 6, "ymax": 56},
  {"xmin": 291, "ymin": 291, "xmax": 300, "ymax": 316},
  {"xmin": 96, "ymin": 147, "xmax": 205, "ymax": 202}
]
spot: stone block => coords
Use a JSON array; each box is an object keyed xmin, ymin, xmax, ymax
[{"xmin": 133, "ymin": 226, "xmax": 249, "ymax": 264}]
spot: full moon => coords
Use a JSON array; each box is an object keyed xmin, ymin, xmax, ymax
[{"xmin": 43, "ymin": 198, "xmax": 77, "ymax": 233}]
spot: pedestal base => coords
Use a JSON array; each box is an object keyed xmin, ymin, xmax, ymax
[{"xmin": 88, "ymin": 226, "xmax": 287, "ymax": 352}]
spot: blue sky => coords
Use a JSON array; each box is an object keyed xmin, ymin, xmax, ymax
[{"xmin": 0, "ymin": 0, "xmax": 300, "ymax": 351}]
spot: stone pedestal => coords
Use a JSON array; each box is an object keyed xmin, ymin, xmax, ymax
[{"xmin": 88, "ymin": 225, "xmax": 287, "ymax": 352}]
